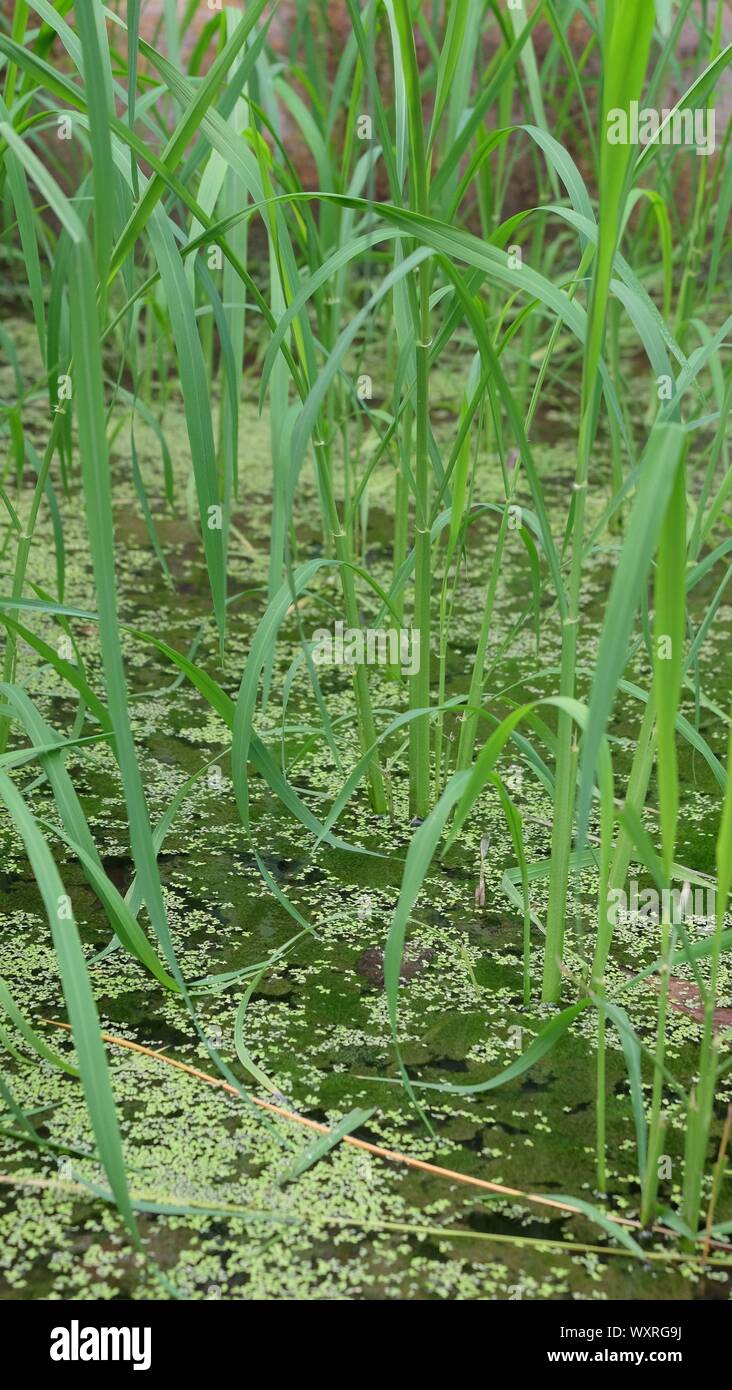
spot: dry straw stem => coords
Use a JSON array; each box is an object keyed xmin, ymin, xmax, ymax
[
  {"xmin": 43, "ymin": 1020, "xmax": 731, "ymax": 1258},
  {"xmin": 1, "ymin": 1172, "xmax": 729, "ymax": 1269},
  {"xmin": 3, "ymin": 1168, "xmax": 732, "ymax": 1270}
]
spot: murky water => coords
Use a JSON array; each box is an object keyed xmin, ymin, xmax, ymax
[{"xmin": 1, "ymin": 316, "xmax": 730, "ymax": 1299}]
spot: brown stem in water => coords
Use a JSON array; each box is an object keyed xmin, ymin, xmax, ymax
[{"xmin": 41, "ymin": 1019, "xmax": 731, "ymax": 1253}]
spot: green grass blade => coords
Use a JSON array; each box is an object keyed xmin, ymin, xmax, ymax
[
  {"xmin": 576, "ymin": 422, "xmax": 685, "ymax": 847},
  {"xmin": 0, "ymin": 771, "xmax": 138, "ymax": 1240}
]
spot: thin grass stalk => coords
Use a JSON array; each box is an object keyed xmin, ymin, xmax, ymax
[
  {"xmin": 596, "ymin": 1009, "xmax": 607, "ymax": 1192},
  {"xmin": 641, "ymin": 446, "xmax": 686, "ymax": 1225},
  {"xmin": 0, "ymin": 414, "xmax": 62, "ymax": 753},
  {"xmin": 640, "ymin": 922, "xmax": 673, "ymax": 1227},
  {"xmin": 435, "ymin": 363, "xmax": 481, "ymax": 791},
  {"xmin": 330, "ymin": 495, "xmax": 389, "ymax": 814},
  {"xmin": 682, "ymin": 707, "xmax": 732, "ymax": 1234},
  {"xmin": 455, "ymin": 508, "xmax": 509, "ymax": 774},
  {"xmin": 674, "ymin": 0, "xmax": 723, "ymax": 344},
  {"xmin": 393, "ymin": 0, "xmax": 432, "ymax": 819},
  {"xmin": 703, "ymin": 1104, "xmax": 732, "ymax": 1259},
  {"xmin": 606, "ymin": 694, "xmax": 657, "ymax": 897},
  {"xmin": 542, "ymin": 0, "xmax": 657, "ymax": 1001}
]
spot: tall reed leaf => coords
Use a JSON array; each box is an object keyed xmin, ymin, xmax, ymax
[
  {"xmin": 0, "ymin": 126, "xmax": 174, "ymax": 972},
  {"xmin": 576, "ymin": 423, "xmax": 686, "ymax": 857},
  {"xmin": 653, "ymin": 452, "xmax": 687, "ymax": 876},
  {"xmin": 0, "ymin": 771, "xmax": 138, "ymax": 1240}
]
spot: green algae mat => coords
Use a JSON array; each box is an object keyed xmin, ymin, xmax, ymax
[{"xmin": 0, "ymin": 1, "xmax": 731, "ymax": 1303}]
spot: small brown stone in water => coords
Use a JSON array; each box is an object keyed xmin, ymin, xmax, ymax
[{"xmin": 355, "ymin": 945, "xmax": 435, "ymax": 990}]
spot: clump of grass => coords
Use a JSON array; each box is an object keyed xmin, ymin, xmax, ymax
[{"xmin": 0, "ymin": 0, "xmax": 731, "ymax": 1286}]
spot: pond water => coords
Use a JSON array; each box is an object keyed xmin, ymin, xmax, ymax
[{"xmin": 1, "ymin": 315, "xmax": 730, "ymax": 1300}]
